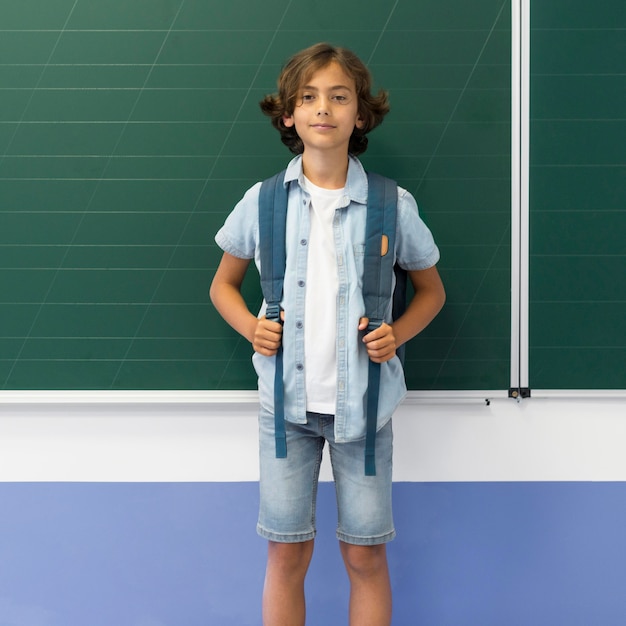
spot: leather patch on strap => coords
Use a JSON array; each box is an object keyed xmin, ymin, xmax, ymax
[{"xmin": 381, "ymin": 234, "xmax": 389, "ymax": 256}]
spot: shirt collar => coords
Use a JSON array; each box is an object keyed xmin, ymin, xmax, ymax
[{"xmin": 283, "ymin": 154, "xmax": 368, "ymax": 205}]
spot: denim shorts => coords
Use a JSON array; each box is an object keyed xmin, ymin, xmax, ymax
[{"xmin": 257, "ymin": 411, "xmax": 395, "ymax": 546}]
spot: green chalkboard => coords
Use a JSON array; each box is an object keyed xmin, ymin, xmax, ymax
[
  {"xmin": 529, "ymin": 0, "xmax": 626, "ymax": 389},
  {"xmin": 0, "ymin": 0, "xmax": 511, "ymax": 391}
]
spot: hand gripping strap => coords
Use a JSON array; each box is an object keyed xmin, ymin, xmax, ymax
[
  {"xmin": 363, "ymin": 172, "xmax": 398, "ymax": 476},
  {"xmin": 258, "ymin": 171, "xmax": 288, "ymax": 458}
]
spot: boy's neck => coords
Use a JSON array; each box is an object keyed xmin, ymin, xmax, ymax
[{"xmin": 301, "ymin": 150, "xmax": 349, "ymax": 189}]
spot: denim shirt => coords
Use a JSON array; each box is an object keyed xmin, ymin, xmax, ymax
[{"xmin": 215, "ymin": 155, "xmax": 440, "ymax": 442}]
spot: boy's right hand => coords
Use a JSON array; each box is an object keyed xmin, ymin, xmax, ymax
[{"xmin": 252, "ymin": 315, "xmax": 284, "ymax": 356}]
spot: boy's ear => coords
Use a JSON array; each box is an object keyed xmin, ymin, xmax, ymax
[
  {"xmin": 282, "ymin": 114, "xmax": 295, "ymax": 128},
  {"xmin": 355, "ymin": 115, "xmax": 365, "ymax": 130}
]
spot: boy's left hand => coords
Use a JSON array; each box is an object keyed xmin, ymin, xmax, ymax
[{"xmin": 359, "ymin": 317, "xmax": 397, "ymax": 363}]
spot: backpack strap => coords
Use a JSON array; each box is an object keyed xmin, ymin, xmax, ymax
[
  {"xmin": 258, "ymin": 170, "xmax": 288, "ymax": 459},
  {"xmin": 363, "ymin": 172, "xmax": 398, "ymax": 476}
]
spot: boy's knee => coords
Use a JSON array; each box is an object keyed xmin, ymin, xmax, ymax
[
  {"xmin": 340, "ymin": 542, "xmax": 388, "ymax": 579},
  {"xmin": 267, "ymin": 540, "xmax": 314, "ymax": 579}
]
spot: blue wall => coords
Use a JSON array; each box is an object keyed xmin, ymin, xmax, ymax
[{"xmin": 2, "ymin": 482, "xmax": 626, "ymax": 625}]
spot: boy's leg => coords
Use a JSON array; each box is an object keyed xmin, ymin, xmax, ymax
[
  {"xmin": 263, "ymin": 539, "xmax": 315, "ymax": 626},
  {"xmin": 257, "ymin": 411, "xmax": 326, "ymax": 624},
  {"xmin": 339, "ymin": 542, "xmax": 392, "ymax": 626},
  {"xmin": 328, "ymin": 418, "xmax": 395, "ymax": 626}
]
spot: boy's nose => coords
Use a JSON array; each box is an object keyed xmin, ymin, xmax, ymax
[{"xmin": 316, "ymin": 97, "xmax": 330, "ymax": 115}]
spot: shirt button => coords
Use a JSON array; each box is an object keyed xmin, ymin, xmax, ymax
[
  {"xmin": 296, "ymin": 363, "xmax": 304, "ymax": 371},
  {"xmin": 300, "ymin": 239, "xmax": 307, "ymax": 246},
  {"xmin": 298, "ymin": 280, "xmax": 305, "ymax": 287},
  {"xmin": 296, "ymin": 321, "xmax": 303, "ymax": 329}
]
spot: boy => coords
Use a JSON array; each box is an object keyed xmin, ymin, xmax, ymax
[{"xmin": 210, "ymin": 43, "xmax": 445, "ymax": 626}]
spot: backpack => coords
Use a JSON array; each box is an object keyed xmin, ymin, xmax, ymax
[{"xmin": 258, "ymin": 170, "xmax": 407, "ymax": 475}]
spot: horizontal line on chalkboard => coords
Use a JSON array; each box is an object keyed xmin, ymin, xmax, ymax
[
  {"xmin": 528, "ymin": 209, "xmax": 624, "ymax": 213},
  {"xmin": 0, "ymin": 121, "xmax": 242, "ymax": 124},
  {"xmin": 0, "ymin": 212, "xmax": 498, "ymax": 217},
  {"xmin": 0, "ymin": 300, "xmax": 213, "ymax": 309},
  {"xmin": 531, "ymin": 254, "xmax": 626, "ymax": 257},
  {"xmin": 0, "ymin": 333, "xmax": 495, "ymax": 339},
  {"xmin": 531, "ymin": 162, "xmax": 626, "ymax": 167},
  {"xmin": 533, "ymin": 73, "xmax": 626, "ymax": 77},
  {"xmin": 0, "ymin": 60, "xmax": 505, "ymax": 64},
  {"xmin": 0, "ymin": 241, "xmax": 210, "ymax": 244},
  {"xmin": 0, "ymin": 175, "xmax": 219, "ymax": 180},
  {"xmin": 0, "ymin": 359, "xmax": 245, "ymax": 363},
  {"xmin": 0, "ymin": 169, "xmax": 508, "ymax": 180},
  {"xmin": 531, "ymin": 343, "xmax": 626, "ymax": 347},
  {"xmin": 0, "ymin": 121, "xmax": 236, "ymax": 124},
  {"xmin": 0, "ymin": 62, "xmax": 509, "ymax": 69},
  {"xmin": 0, "ymin": 177, "xmax": 511, "ymax": 183},
  {"xmin": 532, "ymin": 27, "xmax": 626, "ymax": 32},
  {"xmin": 0, "ymin": 358, "xmax": 512, "ymax": 364},
  {"xmin": 1, "ymin": 265, "xmax": 205, "ymax": 272},
  {"xmin": 2, "ymin": 86, "xmax": 509, "ymax": 91},
  {"xmin": 0, "ymin": 120, "xmax": 511, "ymax": 125},
  {"xmin": 0, "ymin": 305, "xmax": 507, "ymax": 311},
  {"xmin": 0, "ymin": 153, "xmax": 511, "ymax": 160},
  {"xmin": 0, "ymin": 28, "xmax": 509, "ymax": 33},
  {"xmin": 531, "ymin": 303, "xmax": 626, "ymax": 307},
  {"xmin": 0, "ymin": 151, "xmax": 512, "ymax": 158},
  {"xmin": 0, "ymin": 336, "xmax": 232, "ymax": 340},
  {"xmin": 0, "ymin": 155, "xmax": 511, "ymax": 161},
  {"xmin": 0, "ymin": 178, "xmax": 512, "ymax": 184},
  {"xmin": 1, "ymin": 87, "xmax": 511, "ymax": 93},
  {"xmin": 531, "ymin": 118, "xmax": 626, "ymax": 122},
  {"xmin": 2, "ymin": 155, "xmax": 219, "ymax": 158}
]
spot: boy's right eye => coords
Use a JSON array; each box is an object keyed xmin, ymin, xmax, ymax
[{"xmin": 301, "ymin": 94, "xmax": 315, "ymax": 102}]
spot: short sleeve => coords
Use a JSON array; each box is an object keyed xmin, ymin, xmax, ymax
[
  {"xmin": 214, "ymin": 182, "xmax": 262, "ymax": 259},
  {"xmin": 394, "ymin": 186, "xmax": 440, "ymax": 271}
]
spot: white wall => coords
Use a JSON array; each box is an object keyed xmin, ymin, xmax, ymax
[{"xmin": 1, "ymin": 393, "xmax": 625, "ymax": 482}]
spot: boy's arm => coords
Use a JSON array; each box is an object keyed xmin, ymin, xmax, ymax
[
  {"xmin": 209, "ymin": 251, "xmax": 283, "ymax": 356},
  {"xmin": 361, "ymin": 265, "xmax": 445, "ymax": 363}
]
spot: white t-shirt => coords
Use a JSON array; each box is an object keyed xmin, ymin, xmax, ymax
[{"xmin": 302, "ymin": 176, "xmax": 344, "ymax": 414}]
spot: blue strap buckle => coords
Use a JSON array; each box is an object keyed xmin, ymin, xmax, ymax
[
  {"xmin": 266, "ymin": 303, "xmax": 282, "ymax": 323},
  {"xmin": 367, "ymin": 318, "xmax": 383, "ymax": 332}
]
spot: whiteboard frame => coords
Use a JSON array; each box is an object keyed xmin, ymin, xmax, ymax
[{"xmin": 510, "ymin": 0, "xmax": 530, "ymax": 393}]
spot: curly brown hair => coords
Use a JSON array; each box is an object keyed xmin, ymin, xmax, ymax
[{"xmin": 259, "ymin": 43, "xmax": 390, "ymax": 156}]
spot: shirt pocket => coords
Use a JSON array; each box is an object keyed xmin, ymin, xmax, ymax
[
  {"xmin": 350, "ymin": 243, "xmax": 365, "ymax": 283},
  {"xmin": 352, "ymin": 243, "xmax": 365, "ymax": 260}
]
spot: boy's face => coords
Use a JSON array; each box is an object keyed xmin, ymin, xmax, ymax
[{"xmin": 282, "ymin": 61, "xmax": 364, "ymax": 156}]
